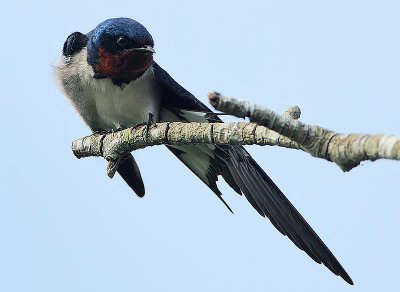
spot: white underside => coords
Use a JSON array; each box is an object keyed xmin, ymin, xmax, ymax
[
  {"xmin": 93, "ymin": 69, "xmax": 161, "ymax": 129},
  {"xmin": 55, "ymin": 48, "xmax": 216, "ymax": 186},
  {"xmin": 55, "ymin": 48, "xmax": 161, "ymax": 130}
]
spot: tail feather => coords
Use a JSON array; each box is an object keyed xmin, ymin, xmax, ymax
[
  {"xmin": 226, "ymin": 146, "xmax": 353, "ymax": 285},
  {"xmin": 117, "ymin": 154, "xmax": 145, "ymax": 197}
]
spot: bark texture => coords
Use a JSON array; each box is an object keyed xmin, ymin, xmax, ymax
[{"xmin": 208, "ymin": 92, "xmax": 400, "ymax": 171}]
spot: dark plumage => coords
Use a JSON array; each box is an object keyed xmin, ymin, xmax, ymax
[{"xmin": 153, "ymin": 63, "xmax": 353, "ymax": 284}]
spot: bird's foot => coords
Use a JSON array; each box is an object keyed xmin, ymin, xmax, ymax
[
  {"xmin": 145, "ymin": 113, "xmax": 155, "ymax": 143},
  {"xmin": 93, "ymin": 127, "xmax": 126, "ymax": 135},
  {"xmin": 93, "ymin": 129, "xmax": 110, "ymax": 135},
  {"xmin": 112, "ymin": 127, "xmax": 125, "ymax": 133}
]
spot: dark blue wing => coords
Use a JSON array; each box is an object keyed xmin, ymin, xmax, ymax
[
  {"xmin": 152, "ymin": 62, "xmax": 353, "ymax": 285},
  {"xmin": 152, "ymin": 62, "xmax": 220, "ymax": 120}
]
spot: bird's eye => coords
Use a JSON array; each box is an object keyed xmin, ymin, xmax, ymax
[{"xmin": 116, "ymin": 36, "xmax": 131, "ymax": 48}]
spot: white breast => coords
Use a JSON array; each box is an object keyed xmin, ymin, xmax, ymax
[
  {"xmin": 91, "ymin": 69, "xmax": 160, "ymax": 130},
  {"xmin": 55, "ymin": 48, "xmax": 161, "ymax": 131}
]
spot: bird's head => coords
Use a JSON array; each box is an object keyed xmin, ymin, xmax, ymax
[{"xmin": 62, "ymin": 18, "xmax": 155, "ymax": 85}]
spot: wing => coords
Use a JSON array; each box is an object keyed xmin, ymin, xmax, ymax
[{"xmin": 153, "ymin": 62, "xmax": 353, "ymax": 284}]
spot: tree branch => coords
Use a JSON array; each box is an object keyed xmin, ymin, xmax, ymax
[
  {"xmin": 209, "ymin": 92, "xmax": 400, "ymax": 171},
  {"xmin": 72, "ymin": 121, "xmax": 299, "ymax": 178},
  {"xmin": 71, "ymin": 92, "xmax": 400, "ymax": 177}
]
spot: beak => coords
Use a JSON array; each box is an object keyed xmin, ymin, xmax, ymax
[{"xmin": 130, "ymin": 45, "xmax": 155, "ymax": 54}]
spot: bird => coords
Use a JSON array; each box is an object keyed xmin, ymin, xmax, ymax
[{"xmin": 54, "ymin": 17, "xmax": 353, "ymax": 284}]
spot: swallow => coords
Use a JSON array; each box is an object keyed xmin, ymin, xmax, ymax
[{"xmin": 54, "ymin": 17, "xmax": 353, "ymax": 284}]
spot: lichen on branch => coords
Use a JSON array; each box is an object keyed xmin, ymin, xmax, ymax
[
  {"xmin": 72, "ymin": 120, "xmax": 299, "ymax": 177},
  {"xmin": 208, "ymin": 92, "xmax": 400, "ymax": 171}
]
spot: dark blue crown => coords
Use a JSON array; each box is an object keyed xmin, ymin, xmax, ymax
[
  {"xmin": 87, "ymin": 18, "xmax": 154, "ymax": 66},
  {"xmin": 89, "ymin": 18, "xmax": 153, "ymax": 47}
]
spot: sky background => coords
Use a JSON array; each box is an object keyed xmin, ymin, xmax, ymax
[{"xmin": 1, "ymin": 0, "xmax": 399, "ymax": 291}]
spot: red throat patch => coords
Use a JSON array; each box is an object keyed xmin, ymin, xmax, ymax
[{"xmin": 95, "ymin": 47, "xmax": 153, "ymax": 83}]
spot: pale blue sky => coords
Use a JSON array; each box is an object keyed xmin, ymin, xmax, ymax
[{"xmin": 1, "ymin": 1, "xmax": 399, "ymax": 291}]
